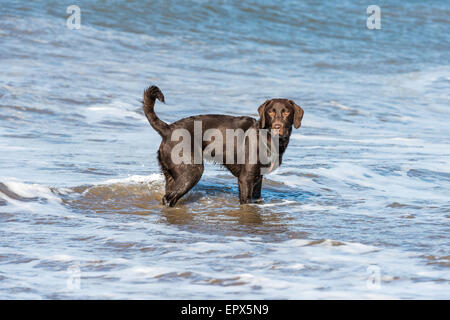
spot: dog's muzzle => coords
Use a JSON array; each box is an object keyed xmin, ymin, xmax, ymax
[{"xmin": 271, "ymin": 123, "xmax": 287, "ymax": 136}]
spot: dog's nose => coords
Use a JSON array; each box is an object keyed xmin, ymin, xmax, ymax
[{"xmin": 273, "ymin": 124, "xmax": 282, "ymax": 129}]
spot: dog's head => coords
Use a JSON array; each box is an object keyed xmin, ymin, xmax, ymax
[{"xmin": 258, "ymin": 99, "xmax": 304, "ymax": 137}]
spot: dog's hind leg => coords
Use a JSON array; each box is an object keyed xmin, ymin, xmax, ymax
[
  {"xmin": 158, "ymin": 149, "xmax": 176, "ymax": 194},
  {"xmin": 162, "ymin": 164, "xmax": 204, "ymax": 207}
]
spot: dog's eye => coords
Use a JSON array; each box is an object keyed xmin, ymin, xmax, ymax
[
  {"xmin": 268, "ymin": 110, "xmax": 275, "ymax": 117},
  {"xmin": 282, "ymin": 111, "xmax": 290, "ymax": 117}
]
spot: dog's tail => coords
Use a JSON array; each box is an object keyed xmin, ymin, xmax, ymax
[{"xmin": 143, "ymin": 85, "xmax": 169, "ymax": 137}]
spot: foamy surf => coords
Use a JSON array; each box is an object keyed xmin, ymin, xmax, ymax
[{"xmin": 101, "ymin": 174, "xmax": 164, "ymax": 185}]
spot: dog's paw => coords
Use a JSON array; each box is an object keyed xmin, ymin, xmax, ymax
[
  {"xmin": 162, "ymin": 192, "xmax": 177, "ymax": 207},
  {"xmin": 239, "ymin": 198, "xmax": 251, "ymax": 205}
]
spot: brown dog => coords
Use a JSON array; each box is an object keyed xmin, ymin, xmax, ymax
[{"xmin": 143, "ymin": 86, "xmax": 304, "ymax": 206}]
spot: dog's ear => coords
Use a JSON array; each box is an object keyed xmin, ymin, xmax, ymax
[
  {"xmin": 258, "ymin": 100, "xmax": 270, "ymax": 128},
  {"xmin": 289, "ymin": 100, "xmax": 304, "ymax": 129}
]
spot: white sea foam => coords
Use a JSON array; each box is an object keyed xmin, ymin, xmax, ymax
[
  {"xmin": 1, "ymin": 179, "xmax": 58, "ymax": 200},
  {"xmin": 255, "ymin": 199, "xmax": 297, "ymax": 207},
  {"xmin": 44, "ymin": 254, "xmax": 76, "ymax": 262},
  {"xmin": 86, "ymin": 103, "xmax": 145, "ymax": 121},
  {"xmin": 291, "ymin": 134, "xmax": 424, "ymax": 146},
  {"xmin": 101, "ymin": 174, "xmax": 164, "ymax": 185}
]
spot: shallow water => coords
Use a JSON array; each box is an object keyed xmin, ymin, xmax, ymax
[{"xmin": 0, "ymin": 0, "xmax": 449, "ymax": 299}]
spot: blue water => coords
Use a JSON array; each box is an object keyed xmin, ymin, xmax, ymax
[{"xmin": 0, "ymin": 0, "xmax": 449, "ymax": 299}]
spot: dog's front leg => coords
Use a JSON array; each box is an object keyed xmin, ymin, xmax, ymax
[
  {"xmin": 238, "ymin": 166, "xmax": 260, "ymax": 204},
  {"xmin": 252, "ymin": 175, "xmax": 263, "ymax": 202},
  {"xmin": 238, "ymin": 176, "xmax": 253, "ymax": 204}
]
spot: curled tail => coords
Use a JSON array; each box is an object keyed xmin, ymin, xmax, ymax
[{"xmin": 143, "ymin": 85, "xmax": 169, "ymax": 137}]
